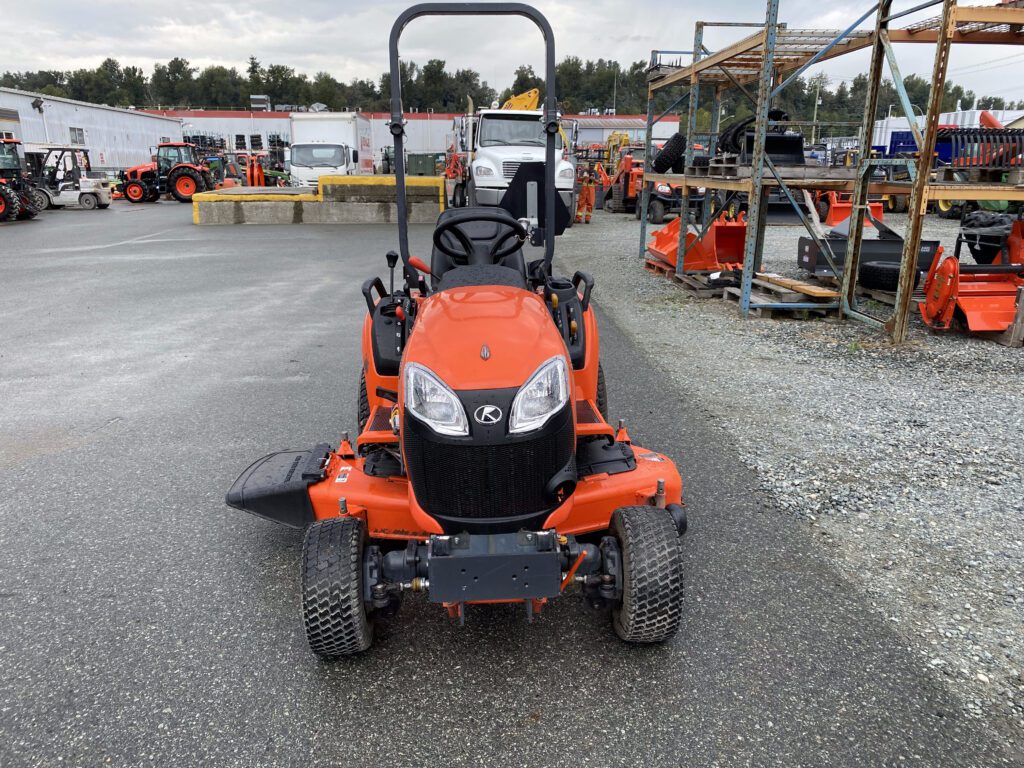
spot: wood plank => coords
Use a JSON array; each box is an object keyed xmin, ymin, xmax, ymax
[{"xmin": 755, "ymin": 273, "xmax": 840, "ymax": 298}]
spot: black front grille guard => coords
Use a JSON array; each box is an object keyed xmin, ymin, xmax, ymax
[{"xmin": 388, "ymin": 3, "xmax": 559, "ymax": 281}]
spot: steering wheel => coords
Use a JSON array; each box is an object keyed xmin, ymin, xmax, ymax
[{"xmin": 432, "ymin": 210, "xmax": 529, "ymax": 265}]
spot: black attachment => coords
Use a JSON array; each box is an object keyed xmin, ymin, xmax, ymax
[
  {"xmin": 544, "ymin": 277, "xmax": 586, "ymax": 369},
  {"xmin": 224, "ymin": 443, "xmax": 332, "ymax": 528},
  {"xmin": 426, "ymin": 531, "xmax": 562, "ymax": 603},
  {"xmin": 576, "ymin": 438, "xmax": 636, "ymax": 477}
]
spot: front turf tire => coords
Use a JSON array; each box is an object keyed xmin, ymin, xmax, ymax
[
  {"xmin": 611, "ymin": 506, "xmax": 684, "ymax": 643},
  {"xmin": 301, "ymin": 517, "xmax": 374, "ymax": 658}
]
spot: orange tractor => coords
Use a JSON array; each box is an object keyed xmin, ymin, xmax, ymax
[
  {"xmin": 0, "ymin": 138, "xmax": 44, "ymax": 222},
  {"xmin": 225, "ymin": 3, "xmax": 687, "ymax": 658},
  {"xmin": 119, "ymin": 142, "xmax": 214, "ymax": 203}
]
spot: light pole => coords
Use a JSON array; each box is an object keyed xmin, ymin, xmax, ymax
[{"xmin": 810, "ymin": 81, "xmax": 823, "ymax": 144}]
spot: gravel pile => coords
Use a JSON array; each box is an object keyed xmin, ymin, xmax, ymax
[{"xmin": 556, "ymin": 208, "xmax": 1024, "ymax": 740}]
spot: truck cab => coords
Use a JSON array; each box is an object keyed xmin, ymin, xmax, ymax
[
  {"xmin": 465, "ymin": 109, "xmax": 576, "ymax": 212},
  {"xmin": 288, "ymin": 143, "xmax": 353, "ymax": 187}
]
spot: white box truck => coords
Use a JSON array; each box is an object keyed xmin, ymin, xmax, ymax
[{"xmin": 288, "ymin": 112, "xmax": 373, "ymax": 187}]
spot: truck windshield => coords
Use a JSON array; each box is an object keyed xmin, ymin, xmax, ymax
[
  {"xmin": 0, "ymin": 144, "xmax": 19, "ymax": 170},
  {"xmin": 291, "ymin": 145, "xmax": 346, "ymax": 167},
  {"xmin": 478, "ymin": 115, "xmax": 562, "ymax": 149}
]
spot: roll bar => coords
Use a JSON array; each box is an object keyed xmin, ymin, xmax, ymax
[{"xmin": 388, "ymin": 3, "xmax": 558, "ymax": 274}]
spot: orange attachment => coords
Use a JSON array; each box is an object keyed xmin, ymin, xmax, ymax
[
  {"xmin": 920, "ymin": 229, "xmax": 1024, "ymax": 333},
  {"xmin": 822, "ymin": 192, "xmax": 884, "ymax": 228},
  {"xmin": 647, "ymin": 214, "xmax": 747, "ymax": 271}
]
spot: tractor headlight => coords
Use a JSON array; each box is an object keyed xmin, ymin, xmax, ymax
[
  {"xmin": 474, "ymin": 164, "xmax": 494, "ymax": 177},
  {"xmin": 656, "ymin": 183, "xmax": 671, "ymax": 194},
  {"xmin": 509, "ymin": 356, "xmax": 569, "ymax": 434},
  {"xmin": 404, "ymin": 363, "xmax": 468, "ymax": 436}
]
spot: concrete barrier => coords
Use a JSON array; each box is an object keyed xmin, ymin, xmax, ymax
[{"xmin": 192, "ymin": 175, "xmax": 446, "ymax": 225}]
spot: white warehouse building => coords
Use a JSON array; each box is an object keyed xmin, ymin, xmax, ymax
[{"xmin": 0, "ymin": 87, "xmax": 183, "ymax": 172}]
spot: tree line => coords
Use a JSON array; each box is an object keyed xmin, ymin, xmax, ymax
[{"xmin": 1, "ymin": 56, "xmax": 1019, "ymax": 125}]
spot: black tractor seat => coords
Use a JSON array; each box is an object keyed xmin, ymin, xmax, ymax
[
  {"xmin": 430, "ymin": 206, "xmax": 528, "ymax": 290},
  {"xmin": 436, "ymin": 264, "xmax": 528, "ymax": 291}
]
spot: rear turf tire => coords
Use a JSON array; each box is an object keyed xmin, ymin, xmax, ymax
[
  {"xmin": 301, "ymin": 517, "xmax": 374, "ymax": 658},
  {"xmin": 611, "ymin": 506, "xmax": 684, "ymax": 643},
  {"xmin": 596, "ymin": 363, "xmax": 608, "ymax": 421},
  {"xmin": 357, "ymin": 369, "xmax": 370, "ymax": 432}
]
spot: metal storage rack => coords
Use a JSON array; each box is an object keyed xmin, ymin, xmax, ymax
[{"xmin": 638, "ymin": 0, "xmax": 1024, "ymax": 342}]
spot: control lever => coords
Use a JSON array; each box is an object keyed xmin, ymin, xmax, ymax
[{"xmin": 385, "ymin": 250, "xmax": 399, "ymax": 296}]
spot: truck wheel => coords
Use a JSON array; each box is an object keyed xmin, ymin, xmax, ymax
[
  {"xmin": 169, "ymin": 168, "xmax": 202, "ymax": 203},
  {"xmin": 0, "ymin": 184, "xmax": 21, "ymax": 221},
  {"xmin": 596, "ymin": 362, "xmax": 608, "ymax": 421},
  {"xmin": 124, "ymin": 180, "xmax": 147, "ymax": 203},
  {"xmin": 79, "ymin": 193, "xmax": 98, "ymax": 210},
  {"xmin": 301, "ymin": 517, "xmax": 374, "ymax": 658},
  {"xmin": 452, "ymin": 184, "xmax": 466, "ymax": 208},
  {"xmin": 611, "ymin": 506, "xmax": 684, "ymax": 643},
  {"xmin": 651, "ymin": 132, "xmax": 686, "ymax": 174},
  {"xmin": 648, "ymin": 199, "xmax": 666, "ymax": 224},
  {"xmin": 29, "ymin": 187, "xmax": 50, "ymax": 211}
]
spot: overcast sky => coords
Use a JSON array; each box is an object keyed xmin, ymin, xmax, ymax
[{"xmin": 6, "ymin": 1, "xmax": 1023, "ymax": 107}]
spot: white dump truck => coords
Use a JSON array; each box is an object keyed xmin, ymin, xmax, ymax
[{"xmin": 288, "ymin": 112, "xmax": 373, "ymax": 187}]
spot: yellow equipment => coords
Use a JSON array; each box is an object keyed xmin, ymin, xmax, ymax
[{"xmin": 501, "ymin": 88, "xmax": 540, "ymax": 110}]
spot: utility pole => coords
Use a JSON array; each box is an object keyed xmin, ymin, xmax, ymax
[{"xmin": 810, "ymin": 80, "xmax": 822, "ymax": 144}]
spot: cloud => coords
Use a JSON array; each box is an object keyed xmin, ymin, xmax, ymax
[{"xmin": 4, "ymin": 0, "xmax": 1020, "ymax": 100}]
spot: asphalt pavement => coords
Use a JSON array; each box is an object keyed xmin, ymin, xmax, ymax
[{"xmin": 0, "ymin": 203, "xmax": 1018, "ymax": 767}]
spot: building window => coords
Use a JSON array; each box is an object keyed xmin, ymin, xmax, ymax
[
  {"xmin": 69, "ymin": 127, "xmax": 85, "ymax": 144},
  {"xmin": 0, "ymin": 131, "xmax": 14, "ymax": 140},
  {"xmin": 160, "ymin": 136, "xmax": 171, "ymax": 143}
]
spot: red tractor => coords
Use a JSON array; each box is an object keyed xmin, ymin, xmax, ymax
[
  {"xmin": 119, "ymin": 142, "xmax": 214, "ymax": 204},
  {"xmin": 0, "ymin": 138, "xmax": 43, "ymax": 222}
]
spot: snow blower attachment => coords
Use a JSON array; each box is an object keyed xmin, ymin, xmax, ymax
[{"xmin": 225, "ymin": 2, "xmax": 688, "ymax": 658}]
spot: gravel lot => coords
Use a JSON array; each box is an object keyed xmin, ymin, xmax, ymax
[{"xmin": 557, "ymin": 208, "xmax": 1024, "ymax": 742}]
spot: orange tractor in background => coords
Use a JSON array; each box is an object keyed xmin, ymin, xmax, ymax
[{"xmin": 119, "ymin": 142, "xmax": 215, "ymax": 203}]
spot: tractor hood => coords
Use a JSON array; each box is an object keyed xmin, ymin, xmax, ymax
[{"xmin": 403, "ymin": 285, "xmax": 568, "ymax": 391}]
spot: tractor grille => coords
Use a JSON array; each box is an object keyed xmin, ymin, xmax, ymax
[
  {"xmin": 403, "ymin": 412, "xmax": 574, "ymax": 523},
  {"xmin": 502, "ymin": 161, "xmax": 522, "ymax": 180}
]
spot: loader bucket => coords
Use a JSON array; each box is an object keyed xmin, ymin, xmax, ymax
[
  {"xmin": 824, "ymin": 199, "xmax": 884, "ymax": 228},
  {"xmin": 711, "ymin": 218, "xmax": 747, "ymax": 267},
  {"xmin": 646, "ymin": 217, "xmax": 681, "ymax": 267}
]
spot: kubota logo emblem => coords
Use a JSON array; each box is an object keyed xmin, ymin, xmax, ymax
[{"xmin": 474, "ymin": 405, "xmax": 502, "ymax": 425}]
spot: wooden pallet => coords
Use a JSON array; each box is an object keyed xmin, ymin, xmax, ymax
[
  {"xmin": 644, "ymin": 257, "xmax": 674, "ymax": 277},
  {"xmin": 675, "ymin": 272, "xmax": 726, "ymax": 297},
  {"xmin": 722, "ymin": 273, "xmax": 839, "ymax": 318}
]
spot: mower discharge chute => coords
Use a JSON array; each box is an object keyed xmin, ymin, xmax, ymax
[{"xmin": 225, "ymin": 2, "xmax": 687, "ymax": 658}]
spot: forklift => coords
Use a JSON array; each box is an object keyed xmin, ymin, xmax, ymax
[{"xmin": 25, "ymin": 146, "xmax": 113, "ymax": 210}]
